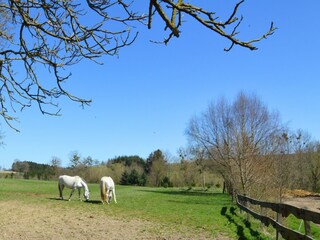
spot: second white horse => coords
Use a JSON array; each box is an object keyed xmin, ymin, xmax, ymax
[{"xmin": 100, "ymin": 176, "xmax": 117, "ymax": 204}]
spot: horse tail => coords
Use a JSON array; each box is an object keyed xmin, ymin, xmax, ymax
[
  {"xmin": 112, "ymin": 186, "xmax": 117, "ymax": 204},
  {"xmin": 100, "ymin": 178, "xmax": 107, "ymax": 202}
]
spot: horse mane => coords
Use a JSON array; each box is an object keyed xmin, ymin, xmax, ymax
[
  {"xmin": 80, "ymin": 177, "xmax": 86, "ymax": 184},
  {"xmin": 100, "ymin": 179, "xmax": 107, "ymax": 202},
  {"xmin": 80, "ymin": 178, "xmax": 88, "ymax": 187},
  {"xmin": 74, "ymin": 176, "xmax": 89, "ymax": 196}
]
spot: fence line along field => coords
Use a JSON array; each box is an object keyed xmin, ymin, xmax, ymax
[{"xmin": 0, "ymin": 178, "xmax": 271, "ymax": 239}]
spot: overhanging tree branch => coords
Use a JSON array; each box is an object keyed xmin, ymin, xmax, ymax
[
  {"xmin": 0, "ymin": 0, "xmax": 144, "ymax": 131},
  {"xmin": 0, "ymin": 0, "xmax": 276, "ymax": 131},
  {"xmin": 148, "ymin": 0, "xmax": 276, "ymax": 50}
]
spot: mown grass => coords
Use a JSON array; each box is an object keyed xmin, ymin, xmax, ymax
[{"xmin": 0, "ymin": 178, "xmax": 271, "ymax": 239}]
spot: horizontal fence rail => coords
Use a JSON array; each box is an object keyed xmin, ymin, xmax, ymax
[{"xmin": 237, "ymin": 194, "xmax": 320, "ymax": 240}]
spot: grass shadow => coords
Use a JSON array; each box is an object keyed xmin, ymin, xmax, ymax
[
  {"xmin": 138, "ymin": 188, "xmax": 232, "ymax": 206},
  {"xmin": 167, "ymin": 199, "xmax": 224, "ymax": 206},
  {"xmin": 84, "ymin": 200, "xmax": 102, "ymax": 205},
  {"xmin": 220, "ymin": 206, "xmax": 265, "ymax": 240},
  {"xmin": 47, "ymin": 197, "xmax": 101, "ymax": 204},
  {"xmin": 139, "ymin": 188, "xmax": 226, "ymax": 197},
  {"xmin": 48, "ymin": 197, "xmax": 64, "ymax": 201}
]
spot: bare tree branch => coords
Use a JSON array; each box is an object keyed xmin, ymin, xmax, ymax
[
  {"xmin": 0, "ymin": 0, "xmax": 145, "ymax": 130},
  {"xmin": 148, "ymin": 0, "xmax": 276, "ymax": 50}
]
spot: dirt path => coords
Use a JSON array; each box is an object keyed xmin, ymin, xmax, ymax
[
  {"xmin": 283, "ymin": 190, "xmax": 320, "ymax": 213},
  {"xmin": 284, "ymin": 196, "xmax": 320, "ymax": 213},
  {"xmin": 0, "ymin": 201, "xmax": 229, "ymax": 240},
  {"xmin": 2, "ymin": 195, "xmax": 319, "ymax": 240}
]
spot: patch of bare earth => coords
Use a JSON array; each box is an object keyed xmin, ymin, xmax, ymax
[
  {"xmin": 0, "ymin": 201, "xmax": 231, "ymax": 240},
  {"xmin": 283, "ymin": 189, "xmax": 320, "ymax": 213}
]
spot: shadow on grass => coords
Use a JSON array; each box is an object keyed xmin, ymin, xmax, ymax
[
  {"xmin": 220, "ymin": 206, "xmax": 264, "ymax": 240},
  {"xmin": 48, "ymin": 197, "xmax": 63, "ymax": 201},
  {"xmin": 137, "ymin": 189, "xmax": 232, "ymax": 206},
  {"xmin": 139, "ymin": 188, "xmax": 226, "ymax": 197},
  {"xmin": 48, "ymin": 197, "xmax": 102, "ymax": 204},
  {"xmin": 84, "ymin": 200, "xmax": 102, "ymax": 205}
]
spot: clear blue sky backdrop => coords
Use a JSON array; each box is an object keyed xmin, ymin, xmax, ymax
[{"xmin": 1, "ymin": 1, "xmax": 320, "ymax": 169}]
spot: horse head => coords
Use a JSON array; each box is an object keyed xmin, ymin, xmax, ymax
[
  {"xmin": 108, "ymin": 190, "xmax": 113, "ymax": 203},
  {"xmin": 84, "ymin": 189, "xmax": 90, "ymax": 201}
]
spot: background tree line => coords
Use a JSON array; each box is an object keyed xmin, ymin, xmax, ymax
[
  {"xmin": 11, "ymin": 161, "xmax": 54, "ymax": 180},
  {"xmin": 6, "ymin": 149, "xmax": 222, "ymax": 189}
]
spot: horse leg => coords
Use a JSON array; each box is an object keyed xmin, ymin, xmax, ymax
[
  {"xmin": 68, "ymin": 188, "xmax": 75, "ymax": 201},
  {"xmin": 58, "ymin": 183, "xmax": 64, "ymax": 200},
  {"xmin": 78, "ymin": 188, "xmax": 81, "ymax": 201},
  {"xmin": 106, "ymin": 189, "xmax": 110, "ymax": 204},
  {"xmin": 108, "ymin": 190, "xmax": 113, "ymax": 204},
  {"xmin": 104, "ymin": 186, "xmax": 108, "ymax": 204}
]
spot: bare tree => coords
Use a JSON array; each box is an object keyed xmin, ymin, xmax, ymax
[
  {"xmin": 82, "ymin": 156, "xmax": 94, "ymax": 167},
  {"xmin": 50, "ymin": 156, "xmax": 62, "ymax": 177},
  {"xmin": 307, "ymin": 143, "xmax": 320, "ymax": 192},
  {"xmin": 189, "ymin": 146, "xmax": 207, "ymax": 188},
  {"xmin": 268, "ymin": 132, "xmax": 292, "ymax": 202},
  {"xmin": 0, "ymin": 1, "xmax": 275, "ymax": 130},
  {"xmin": 282, "ymin": 133, "xmax": 320, "ymax": 194},
  {"xmin": 186, "ymin": 92, "xmax": 283, "ymax": 197},
  {"xmin": 287, "ymin": 130, "xmax": 310, "ymax": 189},
  {"xmin": 50, "ymin": 156, "xmax": 61, "ymax": 168}
]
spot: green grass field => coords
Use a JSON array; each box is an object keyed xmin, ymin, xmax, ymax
[{"xmin": 0, "ymin": 178, "xmax": 272, "ymax": 239}]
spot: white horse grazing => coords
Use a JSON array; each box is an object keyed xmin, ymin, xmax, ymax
[
  {"xmin": 100, "ymin": 176, "xmax": 117, "ymax": 204},
  {"xmin": 58, "ymin": 175, "xmax": 90, "ymax": 201}
]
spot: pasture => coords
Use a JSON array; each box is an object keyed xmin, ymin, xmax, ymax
[{"xmin": 0, "ymin": 178, "xmax": 270, "ymax": 239}]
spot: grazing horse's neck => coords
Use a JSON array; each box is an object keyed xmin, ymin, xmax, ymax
[{"xmin": 81, "ymin": 180, "xmax": 88, "ymax": 191}]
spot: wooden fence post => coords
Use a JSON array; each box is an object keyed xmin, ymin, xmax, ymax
[
  {"xmin": 260, "ymin": 206, "xmax": 265, "ymax": 229},
  {"xmin": 304, "ymin": 220, "xmax": 312, "ymax": 238},
  {"xmin": 276, "ymin": 212, "xmax": 282, "ymax": 240}
]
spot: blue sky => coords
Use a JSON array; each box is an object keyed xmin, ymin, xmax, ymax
[{"xmin": 1, "ymin": 1, "xmax": 320, "ymax": 169}]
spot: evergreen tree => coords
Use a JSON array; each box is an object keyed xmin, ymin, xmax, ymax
[{"xmin": 120, "ymin": 170, "xmax": 130, "ymax": 185}]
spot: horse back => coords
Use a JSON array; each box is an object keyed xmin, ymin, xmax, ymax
[
  {"xmin": 59, "ymin": 175, "xmax": 81, "ymax": 188},
  {"xmin": 101, "ymin": 176, "xmax": 115, "ymax": 189}
]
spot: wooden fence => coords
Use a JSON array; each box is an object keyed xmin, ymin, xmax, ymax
[{"xmin": 237, "ymin": 194, "xmax": 320, "ymax": 240}]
